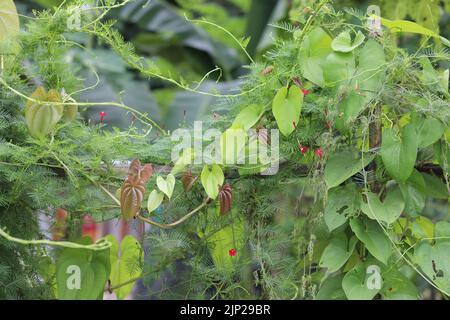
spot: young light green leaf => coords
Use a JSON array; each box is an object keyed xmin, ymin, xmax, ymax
[
  {"xmin": 380, "ymin": 17, "xmax": 450, "ymax": 47},
  {"xmin": 324, "ymin": 151, "xmax": 375, "ymax": 189},
  {"xmin": 272, "ymin": 85, "xmax": 303, "ymax": 137},
  {"xmin": 319, "ymin": 234, "xmax": 358, "ymax": 273},
  {"xmin": 201, "ymin": 164, "xmax": 224, "ymax": 199},
  {"xmin": 147, "ymin": 189, "xmax": 164, "ymax": 214},
  {"xmin": 361, "ymin": 187, "xmax": 405, "ymax": 225},
  {"xmin": 0, "ymin": 0, "xmax": 20, "ymax": 43},
  {"xmin": 157, "ymin": 174, "xmax": 176, "ymax": 199},
  {"xmin": 380, "ymin": 124, "xmax": 418, "ymax": 182},
  {"xmin": 331, "ymin": 30, "xmax": 365, "ymax": 53},
  {"xmin": 171, "ymin": 148, "xmax": 194, "ymax": 176},
  {"xmin": 350, "ymin": 218, "xmax": 391, "ymax": 264},
  {"xmin": 220, "ymin": 127, "xmax": 247, "ymax": 165},
  {"xmin": 108, "ymin": 235, "xmax": 143, "ymax": 300},
  {"xmin": 232, "ymin": 104, "xmax": 265, "ymax": 130}
]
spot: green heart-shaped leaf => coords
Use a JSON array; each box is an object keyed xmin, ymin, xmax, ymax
[
  {"xmin": 298, "ymin": 27, "xmax": 333, "ymax": 86},
  {"xmin": 319, "ymin": 234, "xmax": 358, "ymax": 273},
  {"xmin": 272, "ymin": 85, "xmax": 303, "ymax": 137},
  {"xmin": 342, "ymin": 261, "xmax": 382, "ymax": 300},
  {"xmin": 201, "ymin": 164, "xmax": 224, "ymax": 199},
  {"xmin": 147, "ymin": 189, "xmax": 164, "ymax": 214},
  {"xmin": 0, "ymin": 0, "xmax": 20, "ymax": 43},
  {"xmin": 232, "ymin": 104, "xmax": 265, "ymax": 130},
  {"xmin": 324, "ymin": 151, "xmax": 375, "ymax": 189},
  {"xmin": 361, "ymin": 187, "xmax": 405, "ymax": 225},
  {"xmin": 56, "ymin": 237, "xmax": 110, "ymax": 300},
  {"xmin": 157, "ymin": 174, "xmax": 175, "ymax": 199},
  {"xmin": 331, "ymin": 30, "xmax": 365, "ymax": 53},
  {"xmin": 380, "ymin": 124, "xmax": 418, "ymax": 182},
  {"xmin": 414, "ymin": 241, "xmax": 450, "ymax": 294},
  {"xmin": 350, "ymin": 218, "xmax": 391, "ymax": 264},
  {"xmin": 107, "ymin": 235, "xmax": 143, "ymax": 300},
  {"xmin": 325, "ymin": 183, "xmax": 361, "ymax": 232},
  {"xmin": 171, "ymin": 148, "xmax": 194, "ymax": 176},
  {"xmin": 220, "ymin": 127, "xmax": 247, "ymax": 164}
]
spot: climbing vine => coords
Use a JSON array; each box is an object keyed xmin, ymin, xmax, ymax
[{"xmin": 0, "ymin": 0, "xmax": 449, "ymax": 300}]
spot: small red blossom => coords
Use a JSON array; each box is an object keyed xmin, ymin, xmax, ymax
[
  {"xmin": 99, "ymin": 111, "xmax": 107, "ymax": 123},
  {"xmin": 302, "ymin": 89, "xmax": 309, "ymax": 96},
  {"xmin": 326, "ymin": 121, "xmax": 332, "ymax": 129},
  {"xmin": 315, "ymin": 148, "xmax": 324, "ymax": 159},
  {"xmin": 299, "ymin": 145, "xmax": 309, "ymax": 154},
  {"xmin": 229, "ymin": 248, "xmax": 236, "ymax": 257}
]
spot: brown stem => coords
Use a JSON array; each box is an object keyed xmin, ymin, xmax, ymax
[{"xmin": 137, "ymin": 198, "xmax": 209, "ymax": 229}]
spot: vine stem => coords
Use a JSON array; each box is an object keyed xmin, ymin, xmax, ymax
[
  {"xmin": 184, "ymin": 15, "xmax": 255, "ymax": 64},
  {"xmin": 94, "ymin": 178, "xmax": 210, "ymax": 229},
  {"xmin": 0, "ymin": 77, "xmax": 168, "ymax": 136},
  {"xmin": 0, "ymin": 226, "xmax": 111, "ymax": 251},
  {"xmin": 136, "ymin": 198, "xmax": 209, "ymax": 229}
]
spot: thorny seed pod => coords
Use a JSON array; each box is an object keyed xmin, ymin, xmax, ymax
[
  {"xmin": 120, "ymin": 159, "xmax": 153, "ymax": 220},
  {"xmin": 181, "ymin": 170, "xmax": 197, "ymax": 192},
  {"xmin": 218, "ymin": 184, "xmax": 232, "ymax": 215},
  {"xmin": 25, "ymin": 87, "xmax": 64, "ymax": 138}
]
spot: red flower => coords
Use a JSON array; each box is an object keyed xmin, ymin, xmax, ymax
[
  {"xmin": 315, "ymin": 148, "xmax": 324, "ymax": 159},
  {"xmin": 229, "ymin": 248, "xmax": 236, "ymax": 257},
  {"xmin": 299, "ymin": 145, "xmax": 309, "ymax": 154},
  {"xmin": 302, "ymin": 89, "xmax": 309, "ymax": 96},
  {"xmin": 99, "ymin": 111, "xmax": 107, "ymax": 123}
]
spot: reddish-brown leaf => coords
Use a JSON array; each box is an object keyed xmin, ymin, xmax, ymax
[
  {"xmin": 218, "ymin": 184, "xmax": 232, "ymax": 215},
  {"xmin": 182, "ymin": 171, "xmax": 198, "ymax": 192},
  {"xmin": 120, "ymin": 160, "xmax": 153, "ymax": 219}
]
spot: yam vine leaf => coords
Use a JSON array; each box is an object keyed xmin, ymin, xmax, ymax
[
  {"xmin": 350, "ymin": 218, "xmax": 391, "ymax": 265},
  {"xmin": 271, "ymin": 85, "xmax": 303, "ymax": 137},
  {"xmin": 319, "ymin": 234, "xmax": 358, "ymax": 273},
  {"xmin": 232, "ymin": 104, "xmax": 265, "ymax": 130},
  {"xmin": 324, "ymin": 151, "xmax": 375, "ymax": 189},
  {"xmin": 120, "ymin": 160, "xmax": 153, "ymax": 219},
  {"xmin": 298, "ymin": 27, "xmax": 332, "ymax": 86},
  {"xmin": 201, "ymin": 164, "xmax": 224, "ymax": 200},
  {"xmin": 218, "ymin": 183, "xmax": 232, "ymax": 215},
  {"xmin": 331, "ymin": 30, "xmax": 365, "ymax": 53},
  {"xmin": 107, "ymin": 235, "xmax": 143, "ymax": 300},
  {"xmin": 157, "ymin": 174, "xmax": 176, "ymax": 199},
  {"xmin": 361, "ymin": 187, "xmax": 405, "ymax": 225},
  {"xmin": 342, "ymin": 261, "xmax": 381, "ymax": 300},
  {"xmin": 0, "ymin": 0, "xmax": 20, "ymax": 43},
  {"xmin": 380, "ymin": 124, "xmax": 418, "ymax": 182},
  {"xmin": 147, "ymin": 190, "xmax": 164, "ymax": 214},
  {"xmin": 56, "ymin": 237, "xmax": 110, "ymax": 300}
]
